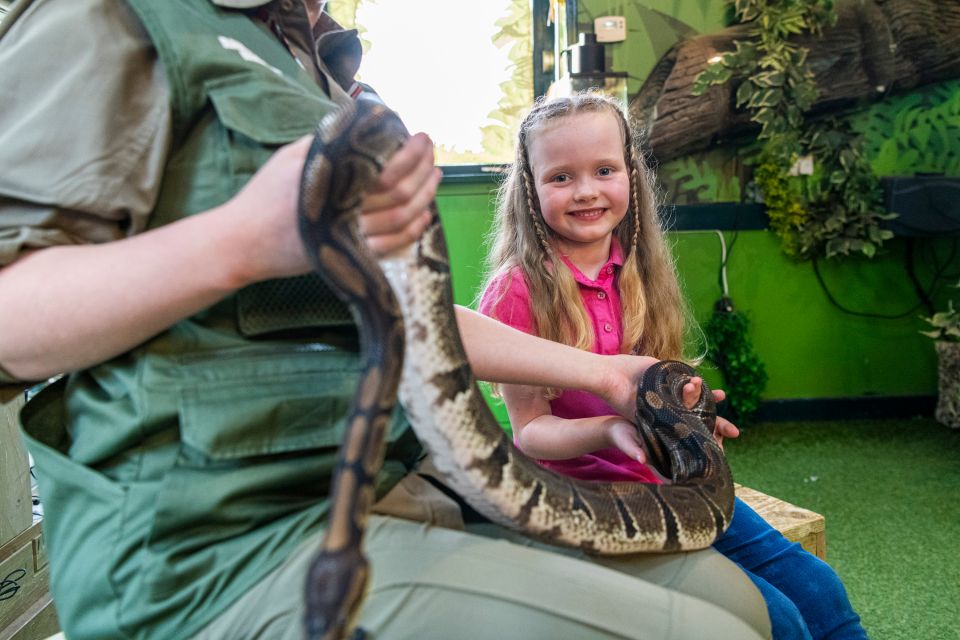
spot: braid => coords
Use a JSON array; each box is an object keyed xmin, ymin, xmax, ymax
[
  {"xmin": 521, "ymin": 154, "xmax": 555, "ymax": 257},
  {"xmin": 629, "ymin": 147, "xmax": 643, "ymax": 257}
]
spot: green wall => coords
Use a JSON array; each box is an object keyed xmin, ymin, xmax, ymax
[{"xmin": 673, "ymin": 231, "xmax": 945, "ymax": 399}]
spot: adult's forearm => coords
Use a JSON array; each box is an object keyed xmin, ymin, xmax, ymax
[
  {"xmin": 455, "ymin": 305, "xmax": 600, "ymax": 388},
  {"xmin": 453, "ymin": 305, "xmax": 654, "ymax": 415},
  {"xmin": 0, "ymin": 205, "xmax": 254, "ymax": 381}
]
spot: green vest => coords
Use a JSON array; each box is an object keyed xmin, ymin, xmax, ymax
[{"xmin": 19, "ymin": 2, "xmax": 419, "ymax": 638}]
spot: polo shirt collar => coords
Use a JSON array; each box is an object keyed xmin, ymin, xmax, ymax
[{"xmin": 558, "ymin": 239, "xmax": 625, "ymax": 287}]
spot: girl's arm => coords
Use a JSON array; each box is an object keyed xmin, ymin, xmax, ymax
[
  {"xmin": 499, "ymin": 374, "xmax": 736, "ymax": 463},
  {"xmin": 499, "ymin": 380, "xmax": 650, "ymax": 463}
]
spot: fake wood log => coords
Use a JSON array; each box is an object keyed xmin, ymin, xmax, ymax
[{"xmin": 631, "ymin": 0, "xmax": 960, "ymax": 163}]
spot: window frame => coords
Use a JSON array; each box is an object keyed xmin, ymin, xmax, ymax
[{"xmin": 440, "ymin": 0, "xmax": 579, "ymax": 182}]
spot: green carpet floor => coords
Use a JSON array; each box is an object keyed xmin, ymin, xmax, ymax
[{"xmin": 725, "ymin": 417, "xmax": 960, "ymax": 640}]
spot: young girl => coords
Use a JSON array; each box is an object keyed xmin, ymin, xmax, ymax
[{"xmin": 478, "ymin": 92, "xmax": 868, "ymax": 640}]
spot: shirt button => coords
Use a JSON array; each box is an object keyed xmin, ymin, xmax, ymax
[
  {"xmin": 603, "ymin": 323, "xmax": 613, "ymax": 333},
  {"xmin": 606, "ymin": 266, "xmax": 614, "ymax": 274},
  {"xmin": 597, "ymin": 291, "xmax": 606, "ymax": 300}
]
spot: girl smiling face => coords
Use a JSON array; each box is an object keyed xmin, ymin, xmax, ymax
[{"xmin": 527, "ymin": 110, "xmax": 630, "ymax": 268}]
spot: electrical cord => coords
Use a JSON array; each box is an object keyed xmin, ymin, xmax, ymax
[
  {"xmin": 717, "ymin": 229, "xmax": 741, "ymax": 298},
  {"xmin": 715, "ymin": 230, "xmax": 729, "ymax": 297},
  {"xmin": 810, "ymin": 254, "xmax": 933, "ymax": 320},
  {"xmin": 904, "ymin": 239, "xmax": 935, "ymax": 315}
]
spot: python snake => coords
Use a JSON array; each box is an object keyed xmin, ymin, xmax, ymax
[{"xmin": 298, "ymin": 95, "xmax": 735, "ymax": 640}]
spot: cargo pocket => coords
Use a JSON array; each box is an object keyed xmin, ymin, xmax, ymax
[
  {"xmin": 142, "ymin": 345, "xmax": 364, "ymax": 599},
  {"xmin": 18, "ymin": 378, "xmax": 126, "ymax": 637}
]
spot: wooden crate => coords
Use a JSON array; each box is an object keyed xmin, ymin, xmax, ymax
[
  {"xmin": 2, "ymin": 595, "xmax": 60, "ymax": 640},
  {"xmin": 1, "ymin": 385, "xmax": 61, "ymax": 640},
  {"xmin": 0, "ymin": 519, "xmax": 59, "ymax": 640},
  {"xmin": 1, "ymin": 386, "xmax": 31, "ymax": 549},
  {"xmin": 735, "ymin": 484, "xmax": 826, "ymax": 560}
]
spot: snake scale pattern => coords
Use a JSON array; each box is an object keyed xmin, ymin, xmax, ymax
[{"xmin": 298, "ymin": 96, "xmax": 735, "ymax": 640}]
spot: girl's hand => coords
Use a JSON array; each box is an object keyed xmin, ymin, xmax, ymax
[
  {"xmin": 681, "ymin": 379, "xmax": 740, "ymax": 450},
  {"xmin": 597, "ymin": 357, "xmax": 740, "ymax": 450},
  {"xmin": 359, "ymin": 132, "xmax": 442, "ymax": 256},
  {"xmin": 607, "ymin": 419, "xmax": 648, "ymax": 464}
]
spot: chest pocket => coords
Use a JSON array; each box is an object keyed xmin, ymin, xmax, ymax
[
  {"xmin": 207, "ymin": 75, "xmax": 354, "ymax": 336},
  {"xmin": 207, "ymin": 73, "xmax": 328, "ymax": 182}
]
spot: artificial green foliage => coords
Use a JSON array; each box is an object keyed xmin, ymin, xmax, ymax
[
  {"xmin": 692, "ymin": 0, "xmax": 835, "ymax": 163},
  {"xmin": 705, "ymin": 297, "xmax": 768, "ymax": 420},
  {"xmin": 921, "ymin": 300, "xmax": 960, "ymax": 342},
  {"xmin": 752, "ymin": 159, "xmax": 807, "ymax": 257},
  {"xmin": 798, "ymin": 120, "xmax": 894, "ymax": 259},
  {"xmin": 854, "ymin": 80, "xmax": 960, "ymax": 178},
  {"xmin": 692, "ymin": 0, "xmax": 893, "ymax": 262}
]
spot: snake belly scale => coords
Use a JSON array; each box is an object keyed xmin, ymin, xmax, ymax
[{"xmin": 298, "ymin": 96, "xmax": 735, "ymax": 640}]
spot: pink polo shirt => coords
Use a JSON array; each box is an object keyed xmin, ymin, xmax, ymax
[{"xmin": 478, "ymin": 241, "xmax": 661, "ymax": 484}]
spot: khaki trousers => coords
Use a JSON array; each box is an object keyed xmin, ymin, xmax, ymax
[{"xmin": 195, "ymin": 472, "xmax": 771, "ymax": 640}]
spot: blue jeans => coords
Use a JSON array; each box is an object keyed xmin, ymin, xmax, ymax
[{"xmin": 713, "ymin": 498, "xmax": 869, "ymax": 640}]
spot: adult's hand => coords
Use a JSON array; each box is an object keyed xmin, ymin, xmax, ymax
[
  {"xmin": 359, "ymin": 132, "xmax": 441, "ymax": 256},
  {"xmin": 596, "ymin": 354, "xmax": 660, "ymax": 419},
  {"xmin": 234, "ymin": 129, "xmax": 440, "ymax": 285}
]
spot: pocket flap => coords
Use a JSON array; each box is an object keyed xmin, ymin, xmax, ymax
[
  {"xmin": 205, "ymin": 74, "xmax": 336, "ymax": 145},
  {"xmin": 178, "ymin": 346, "xmax": 361, "ymax": 460}
]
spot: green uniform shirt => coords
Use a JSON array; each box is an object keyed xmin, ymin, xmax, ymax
[{"xmin": 0, "ymin": 2, "xmax": 419, "ymax": 638}]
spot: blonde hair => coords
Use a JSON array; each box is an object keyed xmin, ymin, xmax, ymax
[{"xmin": 482, "ymin": 92, "xmax": 694, "ymax": 366}]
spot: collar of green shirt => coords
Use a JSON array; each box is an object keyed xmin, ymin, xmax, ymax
[
  {"xmin": 208, "ymin": 0, "xmax": 359, "ymax": 95},
  {"xmin": 210, "ymin": 0, "xmax": 271, "ymax": 7}
]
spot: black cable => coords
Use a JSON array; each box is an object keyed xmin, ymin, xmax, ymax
[
  {"xmin": 924, "ymin": 237, "xmax": 960, "ymax": 282},
  {"xmin": 811, "ymin": 255, "xmax": 929, "ymax": 320},
  {"xmin": 905, "ymin": 238, "xmax": 936, "ymax": 316},
  {"xmin": 910, "ymin": 237, "xmax": 960, "ymax": 306}
]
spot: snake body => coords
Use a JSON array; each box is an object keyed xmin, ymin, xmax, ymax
[{"xmin": 298, "ymin": 96, "xmax": 735, "ymax": 640}]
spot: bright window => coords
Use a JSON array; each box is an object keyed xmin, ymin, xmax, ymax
[{"xmin": 328, "ymin": 0, "xmax": 533, "ymax": 165}]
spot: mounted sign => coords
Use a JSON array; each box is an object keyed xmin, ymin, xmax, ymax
[{"xmin": 594, "ymin": 15, "xmax": 626, "ymax": 43}]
